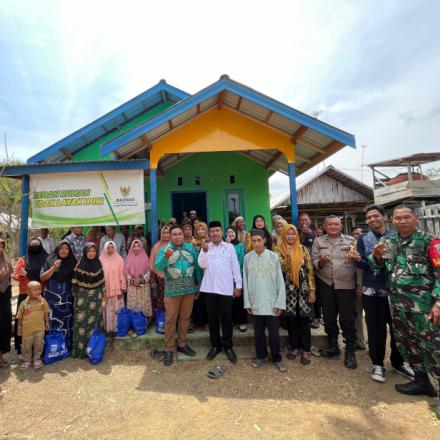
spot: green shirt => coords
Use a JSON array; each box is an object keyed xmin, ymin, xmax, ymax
[{"xmin": 155, "ymin": 242, "xmax": 202, "ymax": 297}]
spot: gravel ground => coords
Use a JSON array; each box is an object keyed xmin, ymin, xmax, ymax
[{"xmin": 1, "ymin": 347, "xmax": 439, "ymax": 440}]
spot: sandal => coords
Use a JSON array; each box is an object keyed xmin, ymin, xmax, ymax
[
  {"xmin": 33, "ymin": 360, "xmax": 43, "ymax": 370},
  {"xmin": 251, "ymin": 358, "xmax": 267, "ymax": 368},
  {"xmin": 207, "ymin": 365, "xmax": 225, "ymax": 379},
  {"xmin": 150, "ymin": 349, "xmax": 165, "ymax": 361},
  {"xmin": 286, "ymin": 349, "xmax": 300, "ymax": 360},
  {"xmin": 311, "ymin": 346, "xmax": 320, "ymax": 357},
  {"xmin": 301, "ymin": 353, "xmax": 311, "ymax": 365},
  {"xmin": 275, "ymin": 361, "xmax": 288, "ymax": 373},
  {"xmin": 19, "ymin": 362, "xmax": 31, "ymax": 371}
]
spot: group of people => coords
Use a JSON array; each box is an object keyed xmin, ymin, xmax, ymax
[
  {"xmin": 0, "ymin": 225, "xmax": 153, "ymax": 371},
  {"xmin": 0, "ymin": 205, "xmax": 439, "ymax": 417}
]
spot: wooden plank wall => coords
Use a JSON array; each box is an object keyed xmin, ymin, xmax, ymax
[
  {"xmin": 297, "ymin": 174, "xmax": 371, "ymax": 204},
  {"xmin": 417, "ymin": 203, "xmax": 440, "ymax": 235}
]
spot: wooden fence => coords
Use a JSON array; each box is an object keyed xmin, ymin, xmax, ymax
[{"xmin": 417, "ymin": 203, "xmax": 440, "ymax": 235}]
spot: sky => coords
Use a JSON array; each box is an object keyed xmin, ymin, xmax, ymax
[{"xmin": 1, "ymin": 0, "xmax": 439, "ymax": 196}]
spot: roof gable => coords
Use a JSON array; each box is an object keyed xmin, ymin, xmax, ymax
[
  {"xmin": 100, "ymin": 75, "xmax": 356, "ymax": 175},
  {"xmin": 27, "ymin": 80, "xmax": 189, "ymax": 164}
]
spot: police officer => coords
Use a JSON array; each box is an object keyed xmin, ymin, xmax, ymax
[
  {"xmin": 370, "ymin": 205, "xmax": 440, "ymax": 418},
  {"xmin": 311, "ymin": 215, "xmax": 361, "ymax": 369}
]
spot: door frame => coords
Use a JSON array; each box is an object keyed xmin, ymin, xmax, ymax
[{"xmin": 170, "ymin": 189, "xmax": 209, "ymax": 223}]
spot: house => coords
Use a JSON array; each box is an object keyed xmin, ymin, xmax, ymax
[
  {"xmin": 1, "ymin": 75, "xmax": 356, "ymax": 255},
  {"xmin": 271, "ymin": 165, "xmax": 373, "ymax": 233},
  {"xmin": 368, "ymin": 152, "xmax": 440, "ymax": 207}
]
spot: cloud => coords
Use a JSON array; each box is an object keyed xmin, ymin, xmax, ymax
[{"xmin": 0, "ymin": 0, "xmax": 439, "ymax": 196}]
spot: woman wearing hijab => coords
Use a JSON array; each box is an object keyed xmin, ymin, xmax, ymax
[
  {"xmin": 245, "ymin": 215, "xmax": 273, "ymax": 252},
  {"xmin": 99, "ymin": 241, "xmax": 127, "ymax": 333},
  {"xmin": 149, "ymin": 226, "xmax": 171, "ymax": 311},
  {"xmin": 13, "ymin": 238, "xmax": 48, "ymax": 355},
  {"xmin": 225, "ymin": 226, "xmax": 247, "ymax": 332},
  {"xmin": 41, "ymin": 241, "xmax": 77, "ymax": 350},
  {"xmin": 0, "ymin": 239, "xmax": 13, "ymax": 367},
  {"xmin": 191, "ymin": 221, "xmax": 209, "ymax": 329},
  {"xmin": 124, "ymin": 239, "xmax": 152, "ymax": 318},
  {"xmin": 71, "ymin": 243, "xmax": 105, "ymax": 358},
  {"xmin": 272, "ymin": 218, "xmax": 288, "ymax": 248},
  {"xmin": 275, "ymin": 224, "xmax": 316, "ymax": 365}
]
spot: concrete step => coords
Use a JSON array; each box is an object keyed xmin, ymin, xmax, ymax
[{"xmin": 113, "ymin": 324, "xmax": 328, "ymax": 354}]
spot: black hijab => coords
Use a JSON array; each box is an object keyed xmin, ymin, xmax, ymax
[
  {"xmin": 226, "ymin": 226, "xmax": 240, "ymax": 246},
  {"xmin": 251, "ymin": 215, "xmax": 272, "ymax": 250},
  {"xmin": 24, "ymin": 238, "xmax": 48, "ymax": 282},
  {"xmin": 43, "ymin": 241, "xmax": 77, "ymax": 283},
  {"xmin": 71, "ymin": 243, "xmax": 104, "ymax": 290}
]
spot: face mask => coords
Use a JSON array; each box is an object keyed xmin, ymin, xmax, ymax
[{"xmin": 28, "ymin": 245, "xmax": 42, "ymax": 254}]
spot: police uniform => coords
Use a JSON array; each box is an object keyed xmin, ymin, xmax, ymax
[{"xmin": 311, "ymin": 234, "xmax": 360, "ymax": 352}]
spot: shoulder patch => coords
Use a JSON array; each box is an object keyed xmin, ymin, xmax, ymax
[{"xmin": 429, "ymin": 238, "xmax": 440, "ymax": 268}]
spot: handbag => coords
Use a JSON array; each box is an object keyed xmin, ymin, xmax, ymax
[
  {"xmin": 155, "ymin": 308, "xmax": 166, "ymax": 334},
  {"xmin": 43, "ymin": 331, "xmax": 70, "ymax": 364},
  {"xmin": 116, "ymin": 308, "xmax": 131, "ymax": 337},
  {"xmin": 87, "ymin": 326, "xmax": 107, "ymax": 365},
  {"xmin": 130, "ymin": 311, "xmax": 148, "ymax": 336}
]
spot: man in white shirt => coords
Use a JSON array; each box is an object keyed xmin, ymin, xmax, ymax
[
  {"xmin": 39, "ymin": 228, "xmax": 56, "ymax": 255},
  {"xmin": 199, "ymin": 221, "xmax": 242, "ymax": 363}
]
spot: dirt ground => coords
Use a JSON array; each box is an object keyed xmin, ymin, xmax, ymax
[{"xmin": 0, "ymin": 347, "xmax": 439, "ymax": 440}]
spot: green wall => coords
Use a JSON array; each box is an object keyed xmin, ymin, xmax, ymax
[
  {"xmin": 147, "ymin": 152, "xmax": 271, "ymax": 231},
  {"xmin": 72, "ymin": 101, "xmax": 174, "ymax": 161}
]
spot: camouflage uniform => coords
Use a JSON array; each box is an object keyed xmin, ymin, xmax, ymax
[{"xmin": 369, "ymin": 230, "xmax": 440, "ymax": 378}]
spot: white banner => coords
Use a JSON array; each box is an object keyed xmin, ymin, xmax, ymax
[{"xmin": 30, "ymin": 170, "xmax": 145, "ymax": 228}]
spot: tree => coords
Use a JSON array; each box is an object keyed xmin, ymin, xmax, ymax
[{"xmin": 0, "ymin": 160, "xmax": 22, "ymax": 258}]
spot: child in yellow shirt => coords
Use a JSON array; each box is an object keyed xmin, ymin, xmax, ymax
[{"xmin": 17, "ymin": 281, "xmax": 49, "ymax": 370}]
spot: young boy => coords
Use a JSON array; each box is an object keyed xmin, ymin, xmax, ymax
[
  {"xmin": 17, "ymin": 281, "xmax": 50, "ymax": 370},
  {"xmin": 243, "ymin": 229, "xmax": 287, "ymax": 372}
]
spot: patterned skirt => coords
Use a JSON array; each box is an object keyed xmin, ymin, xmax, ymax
[
  {"xmin": 127, "ymin": 284, "xmax": 153, "ymax": 317},
  {"xmin": 72, "ymin": 286, "xmax": 103, "ymax": 358},
  {"xmin": 150, "ymin": 272, "xmax": 165, "ymax": 311},
  {"xmin": 44, "ymin": 279, "xmax": 74, "ymax": 350}
]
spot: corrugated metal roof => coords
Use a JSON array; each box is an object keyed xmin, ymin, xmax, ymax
[
  {"xmin": 270, "ymin": 165, "xmax": 373, "ymax": 209},
  {"xmin": 368, "ymin": 152, "xmax": 440, "ymax": 167},
  {"xmin": 101, "ymin": 75, "xmax": 356, "ymax": 176},
  {"xmin": 27, "ymin": 81, "xmax": 189, "ymax": 164}
]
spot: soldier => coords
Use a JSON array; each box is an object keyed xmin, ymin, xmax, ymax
[{"xmin": 370, "ymin": 205, "xmax": 440, "ymax": 418}]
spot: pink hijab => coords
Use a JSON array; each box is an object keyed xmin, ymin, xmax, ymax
[
  {"xmin": 150, "ymin": 226, "xmax": 170, "ymax": 278},
  {"xmin": 99, "ymin": 240, "xmax": 127, "ymax": 297},
  {"xmin": 124, "ymin": 239, "xmax": 150, "ymax": 278}
]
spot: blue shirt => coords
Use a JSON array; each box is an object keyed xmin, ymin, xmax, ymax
[{"xmin": 357, "ymin": 230, "xmax": 392, "ymax": 292}]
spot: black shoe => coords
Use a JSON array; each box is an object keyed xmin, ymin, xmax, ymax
[
  {"xmin": 206, "ymin": 346, "xmax": 222, "ymax": 361},
  {"xmin": 225, "ymin": 348, "xmax": 238, "ymax": 364},
  {"xmin": 320, "ymin": 336, "xmax": 340, "ymax": 358},
  {"xmin": 344, "ymin": 349, "xmax": 357, "ymax": 369},
  {"xmin": 395, "ymin": 372, "xmax": 436, "ymax": 397},
  {"xmin": 163, "ymin": 351, "xmax": 173, "ymax": 367},
  {"xmin": 177, "ymin": 345, "xmax": 196, "ymax": 357}
]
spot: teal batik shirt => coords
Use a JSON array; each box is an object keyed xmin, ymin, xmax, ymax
[
  {"xmin": 234, "ymin": 242, "xmax": 245, "ymax": 275},
  {"xmin": 155, "ymin": 242, "xmax": 202, "ymax": 297}
]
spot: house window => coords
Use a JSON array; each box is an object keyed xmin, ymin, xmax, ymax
[
  {"xmin": 229, "ymin": 175, "xmax": 235, "ymax": 184},
  {"xmin": 177, "ymin": 177, "xmax": 183, "ymax": 186},
  {"xmin": 223, "ymin": 190, "xmax": 244, "ymax": 226},
  {"xmin": 195, "ymin": 176, "xmax": 201, "ymax": 186}
]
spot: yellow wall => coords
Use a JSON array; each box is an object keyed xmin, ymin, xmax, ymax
[{"xmin": 150, "ymin": 107, "xmax": 295, "ymax": 167}]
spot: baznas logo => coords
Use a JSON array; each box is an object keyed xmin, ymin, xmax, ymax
[{"xmin": 120, "ymin": 186, "xmax": 131, "ymax": 197}]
